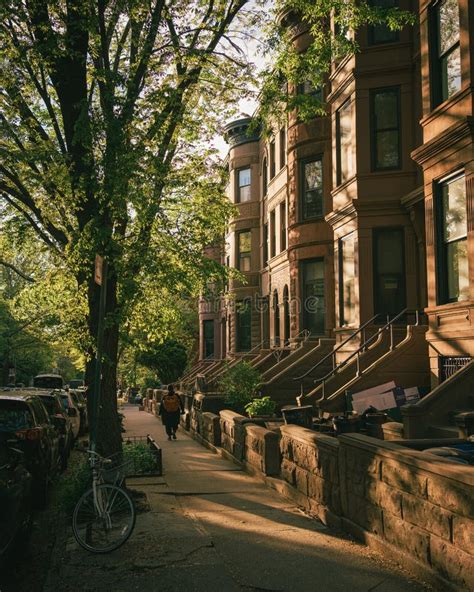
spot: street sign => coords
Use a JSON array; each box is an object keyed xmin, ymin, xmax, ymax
[{"xmin": 95, "ymin": 255, "xmax": 103, "ymax": 286}]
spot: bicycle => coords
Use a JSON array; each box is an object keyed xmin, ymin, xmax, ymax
[{"xmin": 72, "ymin": 448, "xmax": 136, "ymax": 553}]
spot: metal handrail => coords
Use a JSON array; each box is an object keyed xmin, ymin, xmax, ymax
[
  {"xmin": 293, "ymin": 314, "xmax": 380, "ymax": 382},
  {"xmin": 305, "ymin": 307, "xmax": 415, "ymax": 403}
]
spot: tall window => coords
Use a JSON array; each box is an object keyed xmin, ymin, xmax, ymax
[
  {"xmin": 371, "ymin": 87, "xmax": 400, "ymax": 170},
  {"xmin": 263, "ymin": 223, "xmax": 268, "ymax": 266},
  {"xmin": 431, "ymin": 0, "xmax": 461, "ymax": 106},
  {"xmin": 368, "ymin": 0, "xmax": 399, "ymax": 45},
  {"xmin": 270, "ymin": 210, "xmax": 276, "ymax": 258},
  {"xmin": 437, "ymin": 174, "xmax": 468, "ymax": 303},
  {"xmin": 336, "ymin": 99, "xmax": 353, "ymax": 185},
  {"xmin": 301, "ymin": 158, "xmax": 323, "ymax": 220},
  {"xmin": 302, "ymin": 259, "xmax": 325, "ymax": 335},
  {"xmin": 279, "ymin": 128, "xmax": 286, "ymax": 169},
  {"xmin": 203, "ymin": 320, "xmax": 215, "ymax": 358},
  {"xmin": 273, "ymin": 290, "xmax": 280, "ymax": 346},
  {"xmin": 339, "ymin": 234, "xmax": 356, "ymax": 326},
  {"xmin": 238, "ymin": 231, "xmax": 251, "ymax": 271},
  {"xmin": 236, "ymin": 300, "xmax": 251, "ymax": 352},
  {"xmin": 237, "ymin": 168, "xmax": 251, "ymax": 202},
  {"xmin": 262, "ymin": 158, "xmax": 268, "ymax": 196},
  {"xmin": 280, "ymin": 201, "xmax": 287, "ymax": 251},
  {"xmin": 269, "ymin": 141, "xmax": 276, "ymax": 179}
]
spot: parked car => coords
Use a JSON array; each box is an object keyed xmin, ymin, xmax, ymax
[
  {"xmin": 0, "ymin": 392, "xmax": 59, "ymax": 506},
  {"xmin": 68, "ymin": 379, "xmax": 84, "ymax": 390},
  {"xmin": 68, "ymin": 389, "xmax": 88, "ymax": 435},
  {"xmin": 36, "ymin": 391, "xmax": 74, "ymax": 471},
  {"xmin": 0, "ymin": 435, "xmax": 33, "ymax": 560},
  {"xmin": 58, "ymin": 392, "xmax": 81, "ymax": 440},
  {"xmin": 33, "ymin": 373, "xmax": 64, "ymax": 390}
]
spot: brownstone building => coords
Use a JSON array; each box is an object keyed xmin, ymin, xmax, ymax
[{"xmin": 191, "ymin": 0, "xmax": 473, "ymax": 437}]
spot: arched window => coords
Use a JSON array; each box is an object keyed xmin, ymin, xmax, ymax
[
  {"xmin": 273, "ymin": 290, "xmax": 280, "ymax": 347},
  {"xmin": 262, "ymin": 157, "xmax": 268, "ymax": 196},
  {"xmin": 283, "ymin": 285, "xmax": 290, "ymax": 346}
]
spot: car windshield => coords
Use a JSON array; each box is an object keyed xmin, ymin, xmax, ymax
[
  {"xmin": 38, "ymin": 396, "xmax": 56, "ymax": 415},
  {"xmin": 33, "ymin": 376, "xmax": 63, "ymax": 389},
  {"xmin": 0, "ymin": 400, "xmax": 34, "ymax": 432}
]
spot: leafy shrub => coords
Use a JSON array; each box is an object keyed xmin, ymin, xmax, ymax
[
  {"xmin": 56, "ymin": 454, "xmax": 90, "ymax": 514},
  {"xmin": 123, "ymin": 441, "xmax": 158, "ymax": 474},
  {"xmin": 244, "ymin": 396, "xmax": 276, "ymax": 417},
  {"xmin": 218, "ymin": 361, "xmax": 261, "ymax": 413}
]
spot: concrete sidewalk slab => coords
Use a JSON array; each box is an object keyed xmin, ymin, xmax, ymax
[{"xmin": 43, "ymin": 405, "xmax": 433, "ymax": 592}]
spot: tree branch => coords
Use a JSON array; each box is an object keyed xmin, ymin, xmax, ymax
[{"xmin": 0, "ymin": 259, "xmax": 35, "ymax": 282}]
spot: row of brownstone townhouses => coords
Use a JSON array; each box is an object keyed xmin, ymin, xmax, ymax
[{"xmin": 185, "ymin": 0, "xmax": 474, "ymax": 440}]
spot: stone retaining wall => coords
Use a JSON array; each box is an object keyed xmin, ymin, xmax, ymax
[
  {"xmin": 338, "ymin": 434, "xmax": 474, "ymax": 591},
  {"xmin": 279, "ymin": 425, "xmax": 341, "ymax": 526},
  {"xmin": 183, "ymin": 408, "xmax": 474, "ymax": 589}
]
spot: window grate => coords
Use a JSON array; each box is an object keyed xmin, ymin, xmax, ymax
[{"xmin": 439, "ymin": 356, "xmax": 472, "ymax": 382}]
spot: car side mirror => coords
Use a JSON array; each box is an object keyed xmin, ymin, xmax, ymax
[{"xmin": 68, "ymin": 408, "xmax": 78, "ymax": 417}]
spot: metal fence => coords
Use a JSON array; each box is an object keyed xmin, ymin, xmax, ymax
[{"xmin": 439, "ymin": 356, "xmax": 472, "ymax": 382}]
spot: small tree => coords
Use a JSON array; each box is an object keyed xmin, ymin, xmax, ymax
[
  {"xmin": 218, "ymin": 361, "xmax": 261, "ymax": 413},
  {"xmin": 135, "ymin": 340, "xmax": 188, "ymax": 385}
]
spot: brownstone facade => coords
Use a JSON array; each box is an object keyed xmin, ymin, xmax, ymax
[{"xmin": 198, "ymin": 0, "xmax": 473, "ymax": 393}]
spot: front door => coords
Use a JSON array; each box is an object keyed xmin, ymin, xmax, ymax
[
  {"xmin": 302, "ymin": 259, "xmax": 325, "ymax": 335},
  {"xmin": 373, "ymin": 228, "xmax": 406, "ymax": 320}
]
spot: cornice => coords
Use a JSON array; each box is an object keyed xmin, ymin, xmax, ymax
[
  {"xmin": 411, "ymin": 117, "xmax": 474, "ymax": 166},
  {"xmin": 400, "ymin": 186, "xmax": 424, "ymax": 208}
]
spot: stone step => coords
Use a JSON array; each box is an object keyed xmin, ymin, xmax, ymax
[{"xmin": 428, "ymin": 424, "xmax": 459, "ymax": 439}]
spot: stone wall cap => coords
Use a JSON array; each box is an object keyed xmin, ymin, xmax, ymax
[
  {"xmin": 245, "ymin": 423, "xmax": 279, "ymax": 438},
  {"xmin": 280, "ymin": 424, "xmax": 339, "ymax": 448},
  {"xmin": 220, "ymin": 409, "xmax": 245, "ymax": 421},
  {"xmin": 338, "ymin": 434, "xmax": 474, "ymax": 486}
]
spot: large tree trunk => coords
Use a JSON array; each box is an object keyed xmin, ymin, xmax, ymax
[{"xmin": 86, "ymin": 269, "xmax": 122, "ymax": 457}]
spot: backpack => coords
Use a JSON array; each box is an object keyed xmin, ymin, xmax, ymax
[{"xmin": 162, "ymin": 394, "xmax": 180, "ymax": 413}]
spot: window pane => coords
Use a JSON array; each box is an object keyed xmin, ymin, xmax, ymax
[
  {"xmin": 239, "ymin": 231, "xmax": 251, "ymax": 253},
  {"xmin": 239, "ymin": 168, "xmax": 251, "ymax": 187},
  {"xmin": 438, "ymin": 0, "xmax": 460, "ymax": 55},
  {"xmin": 442, "ymin": 46, "xmax": 461, "ymax": 99},
  {"xmin": 447, "ymin": 240, "xmax": 469, "ymax": 301},
  {"xmin": 305, "ymin": 160, "xmax": 322, "ymax": 191},
  {"xmin": 338, "ymin": 101, "xmax": 353, "ymax": 183},
  {"xmin": 374, "ymin": 91, "xmax": 398, "ymax": 129},
  {"xmin": 303, "ymin": 160, "xmax": 323, "ymax": 219},
  {"xmin": 442, "ymin": 176, "xmax": 467, "ymax": 242},
  {"xmin": 369, "ymin": 0, "xmax": 399, "ymax": 44},
  {"xmin": 203, "ymin": 320, "xmax": 214, "ymax": 358},
  {"xmin": 376, "ymin": 130, "xmax": 399, "ymax": 168}
]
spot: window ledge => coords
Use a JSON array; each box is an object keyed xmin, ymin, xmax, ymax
[{"xmin": 420, "ymin": 86, "xmax": 471, "ymax": 128}]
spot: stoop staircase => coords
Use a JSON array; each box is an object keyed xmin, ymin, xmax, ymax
[
  {"xmin": 295, "ymin": 309, "xmax": 431, "ymax": 414},
  {"xmin": 401, "ymin": 359, "xmax": 474, "ymax": 439},
  {"xmin": 261, "ymin": 337, "xmax": 336, "ymax": 407}
]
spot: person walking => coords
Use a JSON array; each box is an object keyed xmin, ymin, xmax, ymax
[{"xmin": 159, "ymin": 384, "xmax": 184, "ymax": 440}]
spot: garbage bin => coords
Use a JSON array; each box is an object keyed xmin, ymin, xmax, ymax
[{"xmin": 281, "ymin": 405, "xmax": 313, "ymax": 428}]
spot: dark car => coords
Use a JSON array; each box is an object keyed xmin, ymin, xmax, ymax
[
  {"xmin": 0, "ymin": 436, "xmax": 33, "ymax": 560},
  {"xmin": 68, "ymin": 390, "xmax": 88, "ymax": 435},
  {"xmin": 33, "ymin": 374, "xmax": 64, "ymax": 390},
  {"xmin": 0, "ymin": 392, "xmax": 60, "ymax": 506},
  {"xmin": 36, "ymin": 391, "xmax": 74, "ymax": 471},
  {"xmin": 68, "ymin": 379, "xmax": 84, "ymax": 390}
]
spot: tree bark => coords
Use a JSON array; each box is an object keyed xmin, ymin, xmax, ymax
[{"xmin": 86, "ymin": 269, "xmax": 122, "ymax": 457}]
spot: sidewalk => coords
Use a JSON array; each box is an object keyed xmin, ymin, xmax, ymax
[{"xmin": 45, "ymin": 405, "xmax": 433, "ymax": 592}]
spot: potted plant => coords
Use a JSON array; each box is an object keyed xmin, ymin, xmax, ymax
[{"xmin": 245, "ymin": 396, "xmax": 276, "ymax": 418}]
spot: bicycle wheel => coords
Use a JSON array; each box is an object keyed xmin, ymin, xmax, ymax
[{"xmin": 72, "ymin": 484, "xmax": 136, "ymax": 553}]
